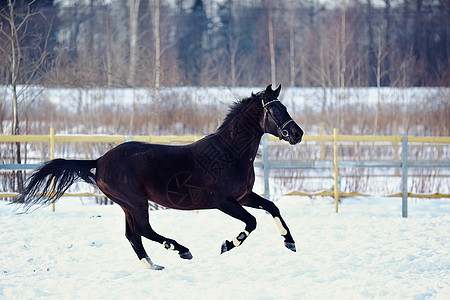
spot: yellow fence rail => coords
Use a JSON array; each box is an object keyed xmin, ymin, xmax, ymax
[{"xmin": 1, "ymin": 128, "xmax": 450, "ymax": 217}]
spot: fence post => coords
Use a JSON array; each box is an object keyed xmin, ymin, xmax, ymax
[
  {"xmin": 393, "ymin": 121, "xmax": 399, "ymax": 175},
  {"xmin": 262, "ymin": 134, "xmax": 270, "ymax": 199},
  {"xmin": 402, "ymin": 136, "xmax": 408, "ymax": 218},
  {"xmin": 333, "ymin": 128, "xmax": 339, "ymax": 213},
  {"xmin": 319, "ymin": 123, "xmax": 325, "ymax": 161},
  {"xmin": 50, "ymin": 127, "xmax": 55, "ymax": 212}
]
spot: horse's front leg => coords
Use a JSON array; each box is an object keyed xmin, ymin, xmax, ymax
[
  {"xmin": 240, "ymin": 192, "xmax": 296, "ymax": 252},
  {"xmin": 216, "ymin": 196, "xmax": 257, "ymax": 254}
]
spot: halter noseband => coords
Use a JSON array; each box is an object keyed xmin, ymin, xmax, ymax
[{"xmin": 262, "ymin": 99, "xmax": 295, "ymax": 139}]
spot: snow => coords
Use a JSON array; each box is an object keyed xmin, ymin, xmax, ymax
[
  {"xmin": 3, "ymin": 85, "xmax": 448, "ymax": 112},
  {"xmin": 1, "ymin": 84, "xmax": 449, "ymax": 298},
  {"xmin": 1, "ymin": 196, "xmax": 449, "ymax": 300}
]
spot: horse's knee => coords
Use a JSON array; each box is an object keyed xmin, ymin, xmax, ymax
[{"xmin": 264, "ymin": 201, "xmax": 280, "ymax": 217}]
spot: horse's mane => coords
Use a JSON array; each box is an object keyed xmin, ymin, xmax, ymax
[{"xmin": 217, "ymin": 91, "xmax": 263, "ymax": 132}]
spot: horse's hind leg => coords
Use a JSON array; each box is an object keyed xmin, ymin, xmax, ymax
[
  {"xmin": 103, "ymin": 192, "xmax": 164, "ymax": 269},
  {"xmin": 102, "ymin": 187, "xmax": 192, "ymax": 268},
  {"xmin": 128, "ymin": 201, "xmax": 193, "ymax": 261},
  {"xmin": 123, "ymin": 210, "xmax": 164, "ymax": 270},
  {"xmin": 240, "ymin": 192, "xmax": 296, "ymax": 252}
]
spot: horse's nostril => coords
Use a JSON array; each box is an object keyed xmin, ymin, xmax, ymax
[{"xmin": 295, "ymin": 130, "xmax": 303, "ymax": 142}]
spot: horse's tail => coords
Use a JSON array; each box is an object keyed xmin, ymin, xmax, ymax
[{"xmin": 13, "ymin": 159, "xmax": 98, "ymax": 212}]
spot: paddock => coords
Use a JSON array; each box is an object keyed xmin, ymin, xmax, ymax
[{"xmin": 1, "ymin": 196, "xmax": 449, "ymax": 299}]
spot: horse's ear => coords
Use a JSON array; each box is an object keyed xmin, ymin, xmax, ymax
[
  {"xmin": 274, "ymin": 84, "xmax": 281, "ymax": 97},
  {"xmin": 265, "ymin": 84, "xmax": 273, "ymax": 93}
]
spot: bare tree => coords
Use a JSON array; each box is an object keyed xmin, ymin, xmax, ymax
[
  {"xmin": 289, "ymin": 6, "xmax": 295, "ymax": 87},
  {"xmin": 128, "ymin": 0, "xmax": 141, "ymax": 87},
  {"xmin": 0, "ymin": 0, "xmax": 52, "ymax": 190},
  {"xmin": 373, "ymin": 29, "xmax": 390, "ymax": 134},
  {"xmin": 382, "ymin": 0, "xmax": 391, "ymax": 86},
  {"xmin": 366, "ymin": 0, "xmax": 377, "ymax": 86},
  {"xmin": 2, "ymin": 1, "xmax": 449, "ymax": 89},
  {"xmin": 1, "ymin": 0, "xmax": 51, "ymax": 133},
  {"xmin": 104, "ymin": 5, "xmax": 114, "ymax": 87},
  {"xmin": 153, "ymin": 0, "xmax": 160, "ymax": 93},
  {"xmin": 268, "ymin": 2, "xmax": 276, "ymax": 86},
  {"xmin": 337, "ymin": 1, "xmax": 347, "ymax": 131},
  {"xmin": 227, "ymin": 30, "xmax": 241, "ymax": 87}
]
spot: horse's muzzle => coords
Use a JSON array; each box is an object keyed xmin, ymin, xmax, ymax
[{"xmin": 287, "ymin": 124, "xmax": 303, "ymax": 145}]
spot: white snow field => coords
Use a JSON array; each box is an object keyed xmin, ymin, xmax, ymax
[{"xmin": 1, "ymin": 196, "xmax": 449, "ymax": 300}]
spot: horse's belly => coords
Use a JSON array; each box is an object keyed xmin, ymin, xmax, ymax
[{"xmin": 145, "ymin": 170, "xmax": 213, "ymax": 210}]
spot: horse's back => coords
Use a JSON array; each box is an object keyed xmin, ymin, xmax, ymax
[{"xmin": 95, "ymin": 141, "xmax": 202, "ymax": 208}]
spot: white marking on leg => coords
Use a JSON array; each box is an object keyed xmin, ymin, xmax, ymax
[
  {"xmin": 232, "ymin": 230, "xmax": 249, "ymax": 247},
  {"xmin": 274, "ymin": 217, "xmax": 288, "ymax": 236},
  {"xmin": 163, "ymin": 241, "xmax": 175, "ymax": 250},
  {"xmin": 140, "ymin": 256, "xmax": 153, "ymax": 268},
  {"xmin": 140, "ymin": 256, "xmax": 164, "ymax": 270}
]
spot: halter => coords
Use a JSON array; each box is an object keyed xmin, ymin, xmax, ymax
[{"xmin": 262, "ymin": 99, "xmax": 295, "ymax": 139}]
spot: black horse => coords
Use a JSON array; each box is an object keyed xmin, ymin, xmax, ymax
[{"xmin": 16, "ymin": 84, "xmax": 303, "ymax": 270}]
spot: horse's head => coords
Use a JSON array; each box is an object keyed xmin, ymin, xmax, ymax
[{"xmin": 261, "ymin": 84, "xmax": 303, "ymax": 145}]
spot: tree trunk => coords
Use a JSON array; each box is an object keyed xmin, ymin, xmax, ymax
[
  {"xmin": 383, "ymin": 0, "xmax": 391, "ymax": 86},
  {"xmin": 153, "ymin": 0, "xmax": 160, "ymax": 95},
  {"xmin": 8, "ymin": 0, "xmax": 18, "ymax": 137},
  {"xmin": 367, "ymin": 0, "xmax": 376, "ymax": 86},
  {"xmin": 87, "ymin": 0, "xmax": 94, "ymax": 66},
  {"xmin": 128, "ymin": 0, "xmax": 141, "ymax": 87},
  {"xmin": 289, "ymin": 8, "xmax": 295, "ymax": 87},
  {"xmin": 229, "ymin": 32, "xmax": 238, "ymax": 88},
  {"xmin": 105, "ymin": 6, "xmax": 113, "ymax": 87},
  {"xmin": 8, "ymin": 0, "xmax": 23, "ymax": 191},
  {"xmin": 339, "ymin": 2, "xmax": 346, "ymax": 132},
  {"xmin": 268, "ymin": 4, "xmax": 276, "ymax": 86}
]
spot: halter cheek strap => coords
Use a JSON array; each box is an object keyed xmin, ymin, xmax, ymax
[
  {"xmin": 279, "ymin": 119, "xmax": 295, "ymax": 137},
  {"xmin": 262, "ymin": 99, "xmax": 294, "ymax": 139}
]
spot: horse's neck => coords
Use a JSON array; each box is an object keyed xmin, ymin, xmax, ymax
[{"xmin": 217, "ymin": 103, "xmax": 263, "ymax": 160}]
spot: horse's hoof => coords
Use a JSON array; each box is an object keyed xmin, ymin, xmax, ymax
[
  {"xmin": 220, "ymin": 240, "xmax": 234, "ymax": 254},
  {"xmin": 284, "ymin": 242, "xmax": 296, "ymax": 252},
  {"xmin": 220, "ymin": 241, "xmax": 228, "ymax": 254},
  {"xmin": 150, "ymin": 264, "xmax": 165, "ymax": 271},
  {"xmin": 179, "ymin": 251, "xmax": 193, "ymax": 260}
]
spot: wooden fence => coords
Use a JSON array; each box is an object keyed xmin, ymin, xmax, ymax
[{"xmin": 1, "ymin": 128, "xmax": 449, "ymax": 217}]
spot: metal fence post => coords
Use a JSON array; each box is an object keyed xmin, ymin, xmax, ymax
[
  {"xmin": 262, "ymin": 134, "xmax": 270, "ymax": 199},
  {"xmin": 402, "ymin": 136, "xmax": 408, "ymax": 218}
]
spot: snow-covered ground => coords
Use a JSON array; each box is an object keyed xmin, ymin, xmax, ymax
[
  {"xmin": 2, "ymin": 85, "xmax": 448, "ymax": 111},
  {"xmin": 1, "ymin": 196, "xmax": 449, "ymax": 300}
]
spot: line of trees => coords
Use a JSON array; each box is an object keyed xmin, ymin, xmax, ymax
[{"xmin": 0, "ymin": 0, "xmax": 448, "ymax": 89}]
